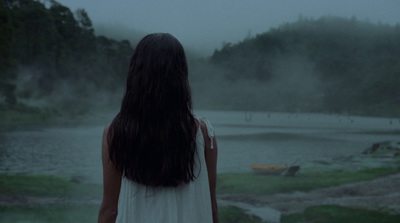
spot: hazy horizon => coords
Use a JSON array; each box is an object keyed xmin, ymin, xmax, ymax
[{"xmin": 54, "ymin": 0, "xmax": 400, "ymax": 56}]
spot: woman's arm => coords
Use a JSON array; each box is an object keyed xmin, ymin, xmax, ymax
[
  {"xmin": 98, "ymin": 125, "xmax": 122, "ymax": 223},
  {"xmin": 201, "ymin": 122, "xmax": 219, "ymax": 223}
]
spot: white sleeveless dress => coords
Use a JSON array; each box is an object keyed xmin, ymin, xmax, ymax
[{"xmin": 116, "ymin": 117, "xmax": 215, "ymax": 223}]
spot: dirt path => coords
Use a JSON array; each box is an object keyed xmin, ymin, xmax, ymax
[{"xmin": 219, "ymin": 173, "xmax": 400, "ymax": 215}]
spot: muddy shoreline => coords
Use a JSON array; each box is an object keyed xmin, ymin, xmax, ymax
[
  {"xmin": 217, "ymin": 144, "xmax": 400, "ymax": 222},
  {"xmin": 219, "ymin": 173, "xmax": 400, "ymax": 214},
  {"xmin": 3, "ymin": 173, "xmax": 398, "ymax": 223},
  {"xmin": 1, "ymin": 141, "xmax": 399, "ymax": 223}
]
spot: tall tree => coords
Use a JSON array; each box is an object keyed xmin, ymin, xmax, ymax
[
  {"xmin": 0, "ymin": 1, "xmax": 17, "ymax": 105},
  {"xmin": 9, "ymin": 0, "xmax": 57, "ymax": 65},
  {"xmin": 75, "ymin": 8, "xmax": 95, "ymax": 55}
]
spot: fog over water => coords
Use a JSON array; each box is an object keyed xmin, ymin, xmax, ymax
[
  {"xmin": 2, "ymin": 1, "xmax": 399, "ymax": 180},
  {"xmin": 3, "ymin": 1, "xmax": 400, "ymax": 180},
  {"xmin": 2, "ymin": 2, "xmax": 400, "ymax": 222},
  {"xmin": 55, "ymin": 0, "xmax": 400, "ymax": 55}
]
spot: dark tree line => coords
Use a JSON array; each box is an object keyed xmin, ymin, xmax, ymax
[
  {"xmin": 0, "ymin": 0, "xmax": 132, "ymax": 113},
  {"xmin": 211, "ymin": 17, "xmax": 400, "ymax": 116},
  {"xmin": 1, "ymin": 1, "xmax": 399, "ymax": 117}
]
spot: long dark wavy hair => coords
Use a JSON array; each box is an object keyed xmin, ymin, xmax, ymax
[{"xmin": 108, "ymin": 33, "xmax": 198, "ymax": 187}]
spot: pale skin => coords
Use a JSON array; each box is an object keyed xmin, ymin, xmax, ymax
[
  {"xmin": 98, "ymin": 124, "xmax": 121, "ymax": 223},
  {"xmin": 98, "ymin": 120, "xmax": 219, "ymax": 223},
  {"xmin": 200, "ymin": 120, "xmax": 219, "ymax": 223}
]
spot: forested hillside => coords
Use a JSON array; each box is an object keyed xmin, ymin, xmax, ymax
[
  {"xmin": 0, "ymin": 0, "xmax": 132, "ymax": 115},
  {"xmin": 209, "ymin": 17, "xmax": 400, "ymax": 116},
  {"xmin": 1, "ymin": 0, "xmax": 399, "ymax": 118}
]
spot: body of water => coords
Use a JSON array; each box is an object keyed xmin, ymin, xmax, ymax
[{"xmin": 0, "ymin": 110, "xmax": 399, "ymax": 184}]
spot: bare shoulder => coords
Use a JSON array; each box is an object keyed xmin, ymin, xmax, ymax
[
  {"xmin": 104, "ymin": 123, "xmax": 111, "ymax": 133},
  {"xmin": 103, "ymin": 123, "xmax": 112, "ymax": 139},
  {"xmin": 198, "ymin": 117, "xmax": 217, "ymax": 150},
  {"xmin": 102, "ymin": 124, "xmax": 112, "ymax": 155},
  {"xmin": 199, "ymin": 120, "xmax": 208, "ymax": 137}
]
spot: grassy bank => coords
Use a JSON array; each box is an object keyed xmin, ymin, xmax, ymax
[
  {"xmin": 2, "ymin": 167, "xmax": 398, "ymax": 199},
  {"xmin": 0, "ymin": 205, "xmax": 100, "ymax": 223},
  {"xmin": 1, "ymin": 204, "xmax": 399, "ymax": 223},
  {"xmin": 0, "ymin": 174, "xmax": 267, "ymax": 222},
  {"xmin": 1, "ymin": 167, "xmax": 400, "ymax": 222},
  {"xmin": 0, "ymin": 174, "xmax": 102, "ymax": 198},
  {"xmin": 282, "ymin": 205, "xmax": 400, "ymax": 223},
  {"xmin": 0, "ymin": 104, "xmax": 109, "ymax": 131},
  {"xmin": 0, "ymin": 205, "xmax": 264, "ymax": 223},
  {"xmin": 217, "ymin": 167, "xmax": 400, "ymax": 194},
  {"xmin": 0, "ymin": 104, "xmax": 59, "ymax": 131}
]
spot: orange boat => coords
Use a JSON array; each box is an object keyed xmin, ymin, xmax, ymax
[{"xmin": 251, "ymin": 164, "xmax": 288, "ymax": 175}]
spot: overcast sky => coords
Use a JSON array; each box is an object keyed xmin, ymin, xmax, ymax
[{"xmin": 55, "ymin": 0, "xmax": 400, "ymax": 56}]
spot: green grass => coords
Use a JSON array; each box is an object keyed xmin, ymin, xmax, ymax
[
  {"xmin": 0, "ymin": 205, "xmax": 100, "ymax": 223},
  {"xmin": 0, "ymin": 103, "xmax": 91, "ymax": 131},
  {"xmin": 0, "ymin": 105, "xmax": 105, "ymax": 132},
  {"xmin": 0, "ymin": 174, "xmax": 102, "ymax": 198},
  {"xmin": 2, "ymin": 167, "xmax": 398, "ymax": 198},
  {"xmin": 370, "ymin": 148, "xmax": 397, "ymax": 156},
  {"xmin": 2, "ymin": 170, "xmax": 400, "ymax": 223},
  {"xmin": 281, "ymin": 205, "xmax": 400, "ymax": 223},
  {"xmin": 217, "ymin": 167, "xmax": 400, "ymax": 194},
  {"xmin": 0, "ymin": 104, "xmax": 54, "ymax": 124},
  {"xmin": 0, "ymin": 108, "xmax": 58, "ymax": 132},
  {"xmin": 3, "ymin": 204, "xmax": 399, "ymax": 223},
  {"xmin": 0, "ymin": 205, "xmax": 262, "ymax": 223}
]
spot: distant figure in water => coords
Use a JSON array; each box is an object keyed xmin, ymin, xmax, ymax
[{"xmin": 98, "ymin": 33, "xmax": 219, "ymax": 223}]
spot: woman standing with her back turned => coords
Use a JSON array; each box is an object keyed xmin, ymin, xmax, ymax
[{"xmin": 98, "ymin": 33, "xmax": 219, "ymax": 223}]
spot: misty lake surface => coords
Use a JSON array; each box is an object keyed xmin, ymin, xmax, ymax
[{"xmin": 0, "ymin": 110, "xmax": 399, "ymax": 184}]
